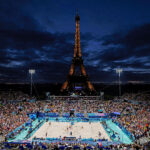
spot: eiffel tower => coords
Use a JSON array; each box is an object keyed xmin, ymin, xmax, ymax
[{"xmin": 61, "ymin": 12, "xmax": 95, "ymax": 93}]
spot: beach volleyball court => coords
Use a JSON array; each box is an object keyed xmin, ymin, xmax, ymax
[{"xmin": 30, "ymin": 122, "xmax": 111, "ymax": 141}]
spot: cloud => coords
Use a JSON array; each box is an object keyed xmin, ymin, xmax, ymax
[
  {"xmin": 95, "ymin": 24, "xmax": 150, "ymax": 65},
  {"xmin": 0, "ymin": 26, "xmax": 96, "ymax": 83},
  {"xmin": 0, "ymin": 0, "xmax": 150, "ymax": 83},
  {"xmin": 80, "ymin": 24, "xmax": 150, "ymax": 82}
]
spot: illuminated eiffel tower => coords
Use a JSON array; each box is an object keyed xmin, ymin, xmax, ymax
[{"xmin": 61, "ymin": 12, "xmax": 95, "ymax": 93}]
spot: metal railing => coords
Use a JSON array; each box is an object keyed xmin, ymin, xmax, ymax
[{"xmin": 49, "ymin": 96, "xmax": 101, "ymax": 100}]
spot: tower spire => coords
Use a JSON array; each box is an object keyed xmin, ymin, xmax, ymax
[
  {"xmin": 76, "ymin": 8, "xmax": 79, "ymax": 19},
  {"xmin": 74, "ymin": 10, "xmax": 81, "ymax": 57}
]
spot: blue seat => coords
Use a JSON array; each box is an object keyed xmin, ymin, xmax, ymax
[
  {"xmin": 19, "ymin": 145, "xmax": 24, "ymax": 150},
  {"xmin": 59, "ymin": 146, "xmax": 65, "ymax": 149}
]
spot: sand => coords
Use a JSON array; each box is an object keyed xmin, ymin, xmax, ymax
[{"xmin": 29, "ymin": 121, "xmax": 111, "ymax": 141}]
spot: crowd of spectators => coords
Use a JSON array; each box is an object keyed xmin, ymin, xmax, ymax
[
  {"xmin": 0, "ymin": 91, "xmax": 34, "ymax": 102},
  {"xmin": 0, "ymin": 91, "xmax": 150, "ymax": 149},
  {"xmin": 1, "ymin": 141, "xmax": 150, "ymax": 150},
  {"xmin": 117, "ymin": 93, "xmax": 150, "ymax": 102}
]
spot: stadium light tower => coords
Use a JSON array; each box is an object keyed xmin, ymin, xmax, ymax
[
  {"xmin": 116, "ymin": 68, "xmax": 123, "ymax": 97},
  {"xmin": 29, "ymin": 69, "xmax": 35, "ymax": 96}
]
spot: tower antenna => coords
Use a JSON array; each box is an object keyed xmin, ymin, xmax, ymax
[{"xmin": 76, "ymin": 8, "xmax": 79, "ymax": 15}]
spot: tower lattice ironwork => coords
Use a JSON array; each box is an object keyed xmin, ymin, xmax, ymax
[{"xmin": 61, "ymin": 13, "xmax": 95, "ymax": 93}]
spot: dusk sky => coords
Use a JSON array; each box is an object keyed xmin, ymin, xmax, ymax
[{"xmin": 0, "ymin": 0, "xmax": 150, "ymax": 83}]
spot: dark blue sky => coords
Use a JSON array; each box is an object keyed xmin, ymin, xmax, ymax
[{"xmin": 0, "ymin": 0, "xmax": 150, "ymax": 83}]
